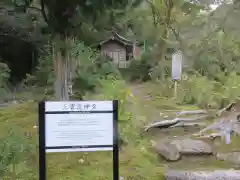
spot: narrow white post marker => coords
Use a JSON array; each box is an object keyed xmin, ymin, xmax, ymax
[
  {"xmin": 172, "ymin": 51, "xmax": 183, "ymax": 98},
  {"xmin": 172, "ymin": 51, "xmax": 183, "ymax": 81}
]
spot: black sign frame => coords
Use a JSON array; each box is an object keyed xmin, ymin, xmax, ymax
[{"xmin": 38, "ymin": 100, "xmax": 119, "ymax": 180}]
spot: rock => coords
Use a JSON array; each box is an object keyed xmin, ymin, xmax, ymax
[
  {"xmin": 216, "ymin": 152, "xmax": 240, "ymax": 165},
  {"xmin": 170, "ymin": 138, "xmax": 213, "ymax": 155},
  {"xmin": 165, "ymin": 170, "xmax": 240, "ymax": 180},
  {"xmin": 196, "ymin": 132, "xmax": 222, "ymax": 140},
  {"xmin": 154, "ymin": 141, "xmax": 180, "ymax": 161},
  {"xmin": 154, "ymin": 138, "xmax": 213, "ymax": 161}
]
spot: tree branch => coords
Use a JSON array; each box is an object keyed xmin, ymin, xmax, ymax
[
  {"xmin": 170, "ymin": 2, "xmax": 236, "ymax": 60},
  {"xmin": 40, "ymin": 0, "xmax": 49, "ymax": 24}
]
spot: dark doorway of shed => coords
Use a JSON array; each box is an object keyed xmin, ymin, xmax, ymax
[{"xmin": 0, "ymin": 35, "xmax": 38, "ymax": 84}]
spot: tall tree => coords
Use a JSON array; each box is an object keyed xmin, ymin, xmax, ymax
[{"xmin": 10, "ymin": 0, "xmax": 141, "ymax": 100}]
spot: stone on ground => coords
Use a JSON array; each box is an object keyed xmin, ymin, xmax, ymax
[
  {"xmin": 165, "ymin": 170, "xmax": 240, "ymax": 180},
  {"xmin": 216, "ymin": 152, "xmax": 240, "ymax": 165},
  {"xmin": 154, "ymin": 141, "xmax": 180, "ymax": 161},
  {"xmin": 170, "ymin": 138, "xmax": 213, "ymax": 155},
  {"xmin": 154, "ymin": 138, "xmax": 213, "ymax": 161}
]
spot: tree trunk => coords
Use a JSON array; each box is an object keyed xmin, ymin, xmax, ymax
[
  {"xmin": 66, "ymin": 40, "xmax": 73, "ymax": 97},
  {"xmin": 52, "ymin": 36, "xmax": 71, "ymax": 100}
]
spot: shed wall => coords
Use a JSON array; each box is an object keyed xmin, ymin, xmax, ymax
[{"xmin": 101, "ymin": 41, "xmax": 127, "ymax": 68}]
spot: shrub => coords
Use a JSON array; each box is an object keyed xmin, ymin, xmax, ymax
[
  {"xmin": 0, "ymin": 125, "xmax": 35, "ymax": 179},
  {"xmin": 24, "ymin": 52, "xmax": 54, "ymax": 87},
  {"xmin": 154, "ymin": 72, "xmax": 240, "ymax": 109},
  {"xmin": 98, "ymin": 75, "xmax": 135, "ymax": 121},
  {"xmin": 71, "ymin": 44, "xmax": 120, "ymax": 99},
  {"xmin": 121, "ymin": 51, "xmax": 152, "ymax": 82},
  {"xmin": 153, "ymin": 74, "xmax": 223, "ymax": 108},
  {"xmin": 0, "ymin": 62, "xmax": 10, "ymax": 86},
  {"xmin": 193, "ymin": 54, "xmax": 221, "ymax": 79},
  {"xmin": 220, "ymin": 72, "xmax": 240, "ymax": 102},
  {"xmin": 0, "ymin": 62, "xmax": 10, "ymax": 99},
  {"xmin": 177, "ymin": 74, "xmax": 217, "ymax": 107}
]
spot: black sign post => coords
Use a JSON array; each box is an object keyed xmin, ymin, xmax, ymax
[
  {"xmin": 38, "ymin": 100, "xmax": 119, "ymax": 180},
  {"xmin": 112, "ymin": 100, "xmax": 119, "ymax": 180}
]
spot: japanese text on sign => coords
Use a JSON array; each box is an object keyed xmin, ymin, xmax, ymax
[
  {"xmin": 44, "ymin": 101, "xmax": 113, "ymax": 112},
  {"xmin": 63, "ymin": 103, "xmax": 96, "ymax": 111}
]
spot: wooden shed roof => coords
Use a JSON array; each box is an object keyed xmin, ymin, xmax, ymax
[{"xmin": 98, "ymin": 30, "xmax": 139, "ymax": 46}]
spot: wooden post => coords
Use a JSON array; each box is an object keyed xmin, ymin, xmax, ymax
[{"xmin": 173, "ymin": 80, "xmax": 178, "ymax": 99}]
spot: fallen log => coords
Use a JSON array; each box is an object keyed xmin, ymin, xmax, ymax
[
  {"xmin": 144, "ymin": 116, "xmax": 208, "ymax": 132},
  {"xmin": 170, "ymin": 122, "xmax": 207, "ymax": 128},
  {"xmin": 177, "ymin": 110, "xmax": 208, "ymax": 116},
  {"xmin": 195, "ymin": 132, "xmax": 223, "ymax": 139},
  {"xmin": 176, "ymin": 115, "xmax": 209, "ymax": 121},
  {"xmin": 144, "ymin": 119, "xmax": 179, "ymax": 131},
  {"xmin": 165, "ymin": 170, "xmax": 240, "ymax": 180},
  {"xmin": 216, "ymin": 102, "xmax": 236, "ymax": 116},
  {"xmin": 197, "ymin": 117, "xmax": 235, "ymax": 135},
  {"xmin": 193, "ymin": 113, "xmax": 240, "ymax": 144}
]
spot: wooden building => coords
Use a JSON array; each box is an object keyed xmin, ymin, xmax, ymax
[{"xmin": 97, "ymin": 31, "xmax": 141, "ymax": 68}]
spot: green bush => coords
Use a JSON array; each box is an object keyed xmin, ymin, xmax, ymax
[
  {"xmin": 0, "ymin": 126, "xmax": 36, "ymax": 179},
  {"xmin": 120, "ymin": 51, "xmax": 153, "ymax": 82},
  {"xmin": 0, "ymin": 62, "xmax": 10, "ymax": 86},
  {"xmin": 0, "ymin": 62, "xmax": 10, "ymax": 98},
  {"xmin": 24, "ymin": 53, "xmax": 54, "ymax": 87},
  {"xmin": 153, "ymin": 72, "xmax": 240, "ymax": 109},
  {"xmin": 220, "ymin": 72, "xmax": 240, "ymax": 102},
  {"xmin": 71, "ymin": 44, "xmax": 120, "ymax": 99},
  {"xmin": 151, "ymin": 74, "xmax": 222, "ymax": 108},
  {"xmin": 193, "ymin": 54, "xmax": 221, "ymax": 79},
  {"xmin": 97, "ymin": 75, "xmax": 135, "ymax": 121},
  {"xmin": 121, "ymin": 49, "xmax": 172, "ymax": 82},
  {"xmin": 177, "ymin": 74, "xmax": 217, "ymax": 107}
]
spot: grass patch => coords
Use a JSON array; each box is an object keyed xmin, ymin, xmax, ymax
[
  {"xmin": 1, "ymin": 81, "xmax": 240, "ymax": 179},
  {"xmin": 0, "ymin": 101, "xmax": 165, "ymax": 180}
]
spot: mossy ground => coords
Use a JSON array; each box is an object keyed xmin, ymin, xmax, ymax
[{"xmin": 0, "ymin": 82, "xmax": 240, "ymax": 179}]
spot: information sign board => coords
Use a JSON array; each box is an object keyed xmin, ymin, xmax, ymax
[{"xmin": 38, "ymin": 100, "xmax": 119, "ymax": 180}]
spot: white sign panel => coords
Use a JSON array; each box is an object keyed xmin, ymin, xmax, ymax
[
  {"xmin": 45, "ymin": 101, "xmax": 113, "ymax": 112},
  {"xmin": 172, "ymin": 51, "xmax": 183, "ymax": 80},
  {"xmin": 43, "ymin": 101, "xmax": 115, "ymax": 153}
]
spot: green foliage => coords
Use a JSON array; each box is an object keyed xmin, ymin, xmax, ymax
[
  {"xmin": 151, "ymin": 72, "xmax": 240, "ymax": 109},
  {"xmin": 24, "ymin": 53, "xmax": 54, "ymax": 87},
  {"xmin": 4, "ymin": 1, "xmax": 240, "ymax": 178},
  {"xmin": 177, "ymin": 74, "xmax": 220, "ymax": 107},
  {"xmin": 0, "ymin": 96, "xmax": 165, "ymax": 180},
  {"xmin": 120, "ymin": 51, "xmax": 153, "ymax": 82},
  {"xmin": 98, "ymin": 76, "xmax": 134, "ymax": 121},
  {"xmin": 0, "ymin": 3, "xmax": 45, "ymax": 44},
  {"xmin": 121, "ymin": 48, "xmax": 172, "ymax": 82},
  {"xmin": 0, "ymin": 125, "xmax": 35, "ymax": 179},
  {"xmin": 71, "ymin": 42, "xmax": 120, "ymax": 99},
  {"xmin": 0, "ymin": 62, "xmax": 10, "ymax": 98},
  {"xmin": 220, "ymin": 72, "xmax": 240, "ymax": 102},
  {"xmin": 34, "ymin": 55, "xmax": 55, "ymax": 86},
  {"xmin": 193, "ymin": 54, "xmax": 221, "ymax": 79},
  {"xmin": 0, "ymin": 62, "xmax": 10, "ymax": 87},
  {"xmin": 17, "ymin": 0, "xmax": 142, "ymax": 36}
]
